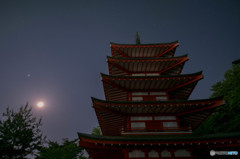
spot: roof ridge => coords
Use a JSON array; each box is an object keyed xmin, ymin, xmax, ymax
[
  {"xmin": 100, "ymin": 71, "xmax": 203, "ymax": 78},
  {"xmin": 91, "ymin": 96, "xmax": 223, "ymax": 104},
  {"xmin": 107, "ymin": 54, "xmax": 188, "ymax": 60},
  {"xmin": 110, "ymin": 41, "xmax": 179, "ymax": 46},
  {"xmin": 78, "ymin": 131, "xmax": 240, "ymax": 141}
]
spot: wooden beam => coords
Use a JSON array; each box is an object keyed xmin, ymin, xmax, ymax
[
  {"xmin": 94, "ymin": 105, "xmax": 127, "ymax": 116},
  {"xmin": 167, "ymin": 75, "xmax": 203, "ymax": 92},
  {"xmin": 102, "ymin": 78, "xmax": 128, "ymax": 92},
  {"xmin": 108, "ymin": 61, "xmax": 130, "ymax": 74},
  {"xmin": 111, "ymin": 47, "xmax": 129, "ymax": 57},
  {"xmin": 177, "ymin": 100, "xmax": 223, "ymax": 116},
  {"xmin": 159, "ymin": 57, "xmax": 188, "ymax": 75},
  {"xmin": 157, "ymin": 43, "xmax": 179, "ymax": 57}
]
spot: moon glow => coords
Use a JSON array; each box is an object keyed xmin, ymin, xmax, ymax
[{"xmin": 37, "ymin": 101, "xmax": 45, "ymax": 108}]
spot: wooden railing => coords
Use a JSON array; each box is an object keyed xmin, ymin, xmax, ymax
[{"xmin": 121, "ymin": 127, "xmax": 192, "ymax": 133}]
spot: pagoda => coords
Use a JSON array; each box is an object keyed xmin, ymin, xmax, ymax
[{"xmin": 78, "ymin": 34, "xmax": 240, "ymax": 158}]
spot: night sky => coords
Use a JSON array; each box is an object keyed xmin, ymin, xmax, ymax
[{"xmin": 0, "ymin": 0, "xmax": 239, "ymax": 142}]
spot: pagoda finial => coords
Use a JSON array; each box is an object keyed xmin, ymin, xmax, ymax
[{"xmin": 135, "ymin": 32, "xmax": 141, "ymax": 44}]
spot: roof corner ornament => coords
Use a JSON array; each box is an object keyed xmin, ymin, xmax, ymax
[{"xmin": 135, "ymin": 32, "xmax": 141, "ymax": 45}]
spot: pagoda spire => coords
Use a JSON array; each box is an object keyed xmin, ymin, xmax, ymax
[{"xmin": 135, "ymin": 32, "xmax": 141, "ymax": 44}]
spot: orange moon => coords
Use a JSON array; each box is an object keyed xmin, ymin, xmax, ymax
[{"xmin": 37, "ymin": 101, "xmax": 45, "ymax": 108}]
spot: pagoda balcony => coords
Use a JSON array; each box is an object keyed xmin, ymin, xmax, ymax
[{"xmin": 121, "ymin": 127, "xmax": 192, "ymax": 135}]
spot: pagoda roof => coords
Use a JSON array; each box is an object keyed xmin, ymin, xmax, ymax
[
  {"xmin": 79, "ymin": 131, "xmax": 240, "ymax": 142},
  {"xmin": 92, "ymin": 97, "xmax": 223, "ymax": 115},
  {"xmin": 107, "ymin": 54, "xmax": 188, "ymax": 76},
  {"xmin": 107, "ymin": 54, "xmax": 188, "ymax": 61},
  {"xmin": 110, "ymin": 41, "xmax": 179, "ymax": 46},
  {"xmin": 101, "ymin": 72, "xmax": 203, "ymax": 101},
  {"xmin": 92, "ymin": 97, "xmax": 224, "ymax": 136},
  {"xmin": 78, "ymin": 131, "xmax": 240, "ymax": 150},
  {"xmin": 110, "ymin": 41, "xmax": 179, "ymax": 58}
]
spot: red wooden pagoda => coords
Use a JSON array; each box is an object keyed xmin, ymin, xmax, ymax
[{"xmin": 78, "ymin": 35, "xmax": 240, "ymax": 158}]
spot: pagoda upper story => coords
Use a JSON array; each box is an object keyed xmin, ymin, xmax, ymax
[
  {"xmin": 103, "ymin": 41, "xmax": 203, "ymax": 102},
  {"xmin": 107, "ymin": 54, "xmax": 189, "ymax": 76},
  {"xmin": 92, "ymin": 37, "xmax": 224, "ymax": 136},
  {"xmin": 110, "ymin": 41, "xmax": 178, "ymax": 58}
]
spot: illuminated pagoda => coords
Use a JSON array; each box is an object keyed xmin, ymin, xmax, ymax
[{"xmin": 78, "ymin": 34, "xmax": 240, "ymax": 158}]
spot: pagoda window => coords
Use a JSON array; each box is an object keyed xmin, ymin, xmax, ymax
[
  {"xmin": 132, "ymin": 92, "xmax": 148, "ymax": 96},
  {"xmin": 132, "ymin": 97, "xmax": 143, "ymax": 101},
  {"xmin": 149, "ymin": 92, "xmax": 166, "ymax": 95},
  {"xmin": 146, "ymin": 73, "xmax": 159, "ymax": 76},
  {"xmin": 131, "ymin": 73, "xmax": 160, "ymax": 76},
  {"xmin": 128, "ymin": 115, "xmax": 179, "ymax": 132},
  {"xmin": 174, "ymin": 149, "xmax": 191, "ymax": 157},
  {"xmin": 154, "ymin": 116, "xmax": 176, "ymax": 120},
  {"xmin": 156, "ymin": 96, "xmax": 168, "ymax": 101},
  {"xmin": 131, "ymin": 91, "xmax": 169, "ymax": 101},
  {"xmin": 163, "ymin": 121, "xmax": 178, "ymax": 128},
  {"xmin": 131, "ymin": 122, "xmax": 146, "ymax": 129},
  {"xmin": 148, "ymin": 150, "xmax": 159, "ymax": 157},
  {"xmin": 132, "ymin": 73, "xmax": 145, "ymax": 76},
  {"xmin": 129, "ymin": 150, "xmax": 145, "ymax": 158},
  {"xmin": 161, "ymin": 150, "xmax": 171, "ymax": 157},
  {"xmin": 131, "ymin": 116, "xmax": 152, "ymax": 121}
]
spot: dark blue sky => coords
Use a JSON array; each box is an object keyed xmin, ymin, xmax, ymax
[{"xmin": 0, "ymin": 0, "xmax": 239, "ymax": 142}]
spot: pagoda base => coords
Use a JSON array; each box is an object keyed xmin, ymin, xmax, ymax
[
  {"xmin": 78, "ymin": 132, "xmax": 240, "ymax": 159},
  {"xmin": 121, "ymin": 131, "xmax": 192, "ymax": 135}
]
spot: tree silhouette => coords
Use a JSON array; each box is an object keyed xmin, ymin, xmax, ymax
[
  {"xmin": 195, "ymin": 60, "xmax": 240, "ymax": 134},
  {"xmin": 91, "ymin": 126, "xmax": 102, "ymax": 136},
  {"xmin": 0, "ymin": 104, "xmax": 46, "ymax": 158},
  {"xmin": 37, "ymin": 138, "xmax": 87, "ymax": 159}
]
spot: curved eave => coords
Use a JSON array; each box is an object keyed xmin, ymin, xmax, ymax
[
  {"xmin": 101, "ymin": 71, "xmax": 202, "ymax": 79},
  {"xmin": 92, "ymin": 96, "xmax": 224, "ymax": 115},
  {"xmin": 78, "ymin": 132, "xmax": 240, "ymax": 151},
  {"xmin": 110, "ymin": 41, "xmax": 179, "ymax": 47},
  {"xmin": 91, "ymin": 96, "xmax": 223, "ymax": 105},
  {"xmin": 107, "ymin": 55, "xmax": 189, "ymax": 76},
  {"xmin": 101, "ymin": 72, "xmax": 203, "ymax": 101},
  {"xmin": 110, "ymin": 41, "xmax": 179, "ymax": 58},
  {"xmin": 92, "ymin": 97, "xmax": 224, "ymax": 136},
  {"xmin": 78, "ymin": 131, "xmax": 240, "ymax": 142},
  {"xmin": 107, "ymin": 54, "xmax": 188, "ymax": 61}
]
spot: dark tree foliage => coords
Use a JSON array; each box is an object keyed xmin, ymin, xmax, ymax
[
  {"xmin": 195, "ymin": 62, "xmax": 240, "ymax": 134},
  {"xmin": 37, "ymin": 138, "xmax": 87, "ymax": 159},
  {"xmin": 0, "ymin": 104, "xmax": 45, "ymax": 159},
  {"xmin": 91, "ymin": 126, "xmax": 102, "ymax": 136}
]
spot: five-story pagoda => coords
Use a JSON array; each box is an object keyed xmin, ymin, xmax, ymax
[{"xmin": 78, "ymin": 34, "xmax": 240, "ymax": 158}]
